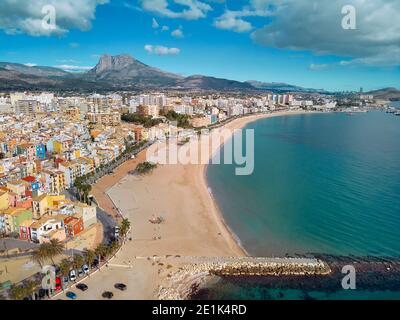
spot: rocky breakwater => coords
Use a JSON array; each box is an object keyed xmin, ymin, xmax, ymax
[{"xmin": 158, "ymin": 257, "xmax": 331, "ymax": 300}]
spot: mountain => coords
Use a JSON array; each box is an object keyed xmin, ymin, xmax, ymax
[
  {"xmin": 85, "ymin": 54, "xmax": 182, "ymax": 87},
  {"xmin": 0, "ymin": 54, "xmax": 325, "ymax": 93},
  {"xmin": 246, "ymin": 80, "xmax": 327, "ymax": 93},
  {"xmin": 366, "ymin": 87, "xmax": 400, "ymax": 101},
  {"xmin": 0, "ymin": 65, "xmax": 111, "ymax": 91},
  {"xmin": 176, "ymin": 75, "xmax": 255, "ymax": 91},
  {"xmin": 0, "ymin": 62, "xmax": 70, "ymax": 78}
]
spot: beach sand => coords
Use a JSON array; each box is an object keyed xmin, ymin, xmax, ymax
[{"xmin": 75, "ymin": 110, "xmax": 310, "ymax": 300}]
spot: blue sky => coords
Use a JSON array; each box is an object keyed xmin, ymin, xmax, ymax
[{"xmin": 0, "ymin": 0, "xmax": 399, "ymax": 92}]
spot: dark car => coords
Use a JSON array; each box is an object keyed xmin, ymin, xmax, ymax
[
  {"xmin": 102, "ymin": 291, "xmax": 114, "ymax": 299},
  {"xmin": 91, "ymin": 259, "xmax": 99, "ymax": 269},
  {"xmin": 38, "ymin": 289, "xmax": 47, "ymax": 299},
  {"xmin": 114, "ymin": 283, "xmax": 127, "ymax": 291},
  {"xmin": 76, "ymin": 283, "xmax": 88, "ymax": 291}
]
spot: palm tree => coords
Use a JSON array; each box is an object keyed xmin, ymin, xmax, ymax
[
  {"xmin": 31, "ymin": 248, "xmax": 46, "ymax": 268},
  {"xmin": 120, "ymin": 218, "xmax": 131, "ymax": 237},
  {"xmin": 9, "ymin": 285, "xmax": 26, "ymax": 300},
  {"xmin": 84, "ymin": 249, "xmax": 96, "ymax": 267},
  {"xmin": 59, "ymin": 258, "xmax": 72, "ymax": 277},
  {"xmin": 24, "ymin": 280, "xmax": 38, "ymax": 300},
  {"xmin": 48, "ymin": 239, "xmax": 64, "ymax": 261},
  {"xmin": 72, "ymin": 254, "xmax": 84, "ymax": 269},
  {"xmin": 95, "ymin": 244, "xmax": 109, "ymax": 263}
]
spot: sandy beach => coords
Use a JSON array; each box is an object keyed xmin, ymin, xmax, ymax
[{"xmin": 75, "ymin": 110, "xmax": 311, "ymax": 300}]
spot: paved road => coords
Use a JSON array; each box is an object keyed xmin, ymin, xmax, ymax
[
  {"xmin": 96, "ymin": 207, "xmax": 117, "ymax": 244},
  {"xmin": 0, "ymin": 238, "xmax": 39, "ymax": 251}
]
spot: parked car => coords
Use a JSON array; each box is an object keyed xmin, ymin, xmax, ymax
[
  {"xmin": 62, "ymin": 276, "xmax": 69, "ymax": 286},
  {"xmin": 66, "ymin": 291, "xmax": 77, "ymax": 300},
  {"xmin": 114, "ymin": 283, "xmax": 127, "ymax": 291},
  {"xmin": 69, "ymin": 270, "xmax": 77, "ymax": 282},
  {"xmin": 114, "ymin": 226, "xmax": 120, "ymax": 238},
  {"xmin": 76, "ymin": 283, "xmax": 88, "ymax": 291},
  {"xmin": 90, "ymin": 259, "xmax": 99, "ymax": 269},
  {"xmin": 55, "ymin": 277, "xmax": 62, "ymax": 291},
  {"xmin": 78, "ymin": 269, "xmax": 84, "ymax": 277},
  {"xmin": 82, "ymin": 264, "xmax": 89, "ymax": 274},
  {"xmin": 102, "ymin": 291, "xmax": 114, "ymax": 299}
]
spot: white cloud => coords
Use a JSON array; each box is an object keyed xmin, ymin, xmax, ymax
[
  {"xmin": 214, "ymin": 13, "xmax": 253, "ymax": 33},
  {"xmin": 24, "ymin": 63, "xmax": 37, "ymax": 67},
  {"xmin": 162, "ymin": 25, "xmax": 170, "ymax": 31},
  {"xmin": 171, "ymin": 27, "xmax": 184, "ymax": 38},
  {"xmin": 250, "ymin": 0, "xmax": 400, "ymax": 66},
  {"xmin": 55, "ymin": 64, "xmax": 93, "ymax": 72},
  {"xmin": 0, "ymin": 0, "xmax": 108, "ymax": 36},
  {"xmin": 152, "ymin": 17, "xmax": 159, "ymax": 29},
  {"xmin": 144, "ymin": 44, "xmax": 180, "ymax": 55},
  {"xmin": 214, "ymin": 4, "xmax": 272, "ymax": 33},
  {"xmin": 139, "ymin": 0, "xmax": 212, "ymax": 20}
]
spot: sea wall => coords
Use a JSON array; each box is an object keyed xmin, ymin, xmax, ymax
[{"xmin": 158, "ymin": 257, "xmax": 331, "ymax": 300}]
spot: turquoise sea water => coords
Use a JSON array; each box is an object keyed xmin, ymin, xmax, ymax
[
  {"xmin": 207, "ymin": 111, "xmax": 400, "ymax": 257},
  {"xmin": 204, "ymin": 111, "xmax": 400, "ymax": 299}
]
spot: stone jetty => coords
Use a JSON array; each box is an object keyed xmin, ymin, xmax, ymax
[{"xmin": 158, "ymin": 257, "xmax": 331, "ymax": 300}]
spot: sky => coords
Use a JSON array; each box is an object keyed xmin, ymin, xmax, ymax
[{"xmin": 0, "ymin": 0, "xmax": 399, "ymax": 92}]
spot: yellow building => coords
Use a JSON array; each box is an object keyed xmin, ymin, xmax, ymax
[
  {"xmin": 0, "ymin": 191, "xmax": 8, "ymax": 210},
  {"xmin": 53, "ymin": 140, "xmax": 64, "ymax": 154},
  {"xmin": 32, "ymin": 194, "xmax": 66, "ymax": 219},
  {"xmin": 43, "ymin": 170, "xmax": 66, "ymax": 195}
]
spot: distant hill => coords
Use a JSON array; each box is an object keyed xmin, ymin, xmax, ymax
[
  {"xmin": 0, "ymin": 54, "xmax": 327, "ymax": 93},
  {"xmin": 246, "ymin": 80, "xmax": 327, "ymax": 93},
  {"xmin": 176, "ymin": 75, "xmax": 255, "ymax": 91},
  {"xmin": 367, "ymin": 87, "xmax": 400, "ymax": 101}
]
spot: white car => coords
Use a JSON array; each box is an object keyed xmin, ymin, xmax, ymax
[
  {"xmin": 114, "ymin": 226, "xmax": 120, "ymax": 238},
  {"xmin": 82, "ymin": 264, "xmax": 89, "ymax": 274},
  {"xmin": 69, "ymin": 270, "xmax": 77, "ymax": 282}
]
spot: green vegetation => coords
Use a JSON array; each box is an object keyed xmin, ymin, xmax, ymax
[
  {"xmin": 9, "ymin": 280, "xmax": 38, "ymax": 300},
  {"xmin": 74, "ymin": 177, "xmax": 92, "ymax": 204},
  {"xmin": 165, "ymin": 110, "xmax": 191, "ymax": 128},
  {"xmin": 31, "ymin": 239, "xmax": 64, "ymax": 266},
  {"xmin": 120, "ymin": 218, "xmax": 131, "ymax": 237},
  {"xmin": 136, "ymin": 161, "xmax": 157, "ymax": 175},
  {"xmin": 121, "ymin": 113, "xmax": 163, "ymax": 128},
  {"xmin": 84, "ymin": 249, "xmax": 96, "ymax": 267}
]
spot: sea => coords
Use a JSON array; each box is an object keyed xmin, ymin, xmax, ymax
[{"xmin": 202, "ymin": 110, "xmax": 400, "ymax": 300}]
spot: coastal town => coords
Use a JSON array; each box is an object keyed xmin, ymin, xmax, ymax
[{"xmin": 0, "ymin": 88, "xmax": 392, "ymax": 300}]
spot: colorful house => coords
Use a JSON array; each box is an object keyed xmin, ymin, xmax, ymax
[
  {"xmin": 36, "ymin": 143, "xmax": 46, "ymax": 160},
  {"xmin": 64, "ymin": 215, "xmax": 84, "ymax": 238},
  {"xmin": 1, "ymin": 207, "xmax": 33, "ymax": 234}
]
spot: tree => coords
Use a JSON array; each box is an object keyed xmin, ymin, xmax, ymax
[
  {"xmin": 31, "ymin": 248, "xmax": 46, "ymax": 268},
  {"xmin": 84, "ymin": 249, "xmax": 96, "ymax": 266},
  {"xmin": 136, "ymin": 162, "xmax": 157, "ymax": 175},
  {"xmin": 120, "ymin": 218, "xmax": 131, "ymax": 237},
  {"xmin": 48, "ymin": 239, "xmax": 64, "ymax": 261},
  {"xmin": 24, "ymin": 281, "xmax": 38, "ymax": 300},
  {"xmin": 72, "ymin": 254, "xmax": 84, "ymax": 269},
  {"xmin": 59, "ymin": 258, "xmax": 72, "ymax": 277},
  {"xmin": 9, "ymin": 285, "xmax": 26, "ymax": 300}
]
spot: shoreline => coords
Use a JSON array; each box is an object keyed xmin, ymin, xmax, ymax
[
  {"xmin": 77, "ymin": 110, "xmax": 316, "ymax": 300},
  {"xmin": 200, "ymin": 110, "xmax": 315, "ymax": 258}
]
